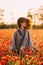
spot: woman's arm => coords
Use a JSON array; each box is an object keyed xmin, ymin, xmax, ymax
[
  {"xmin": 28, "ymin": 31, "xmax": 36, "ymax": 51},
  {"xmin": 10, "ymin": 32, "xmax": 17, "ymax": 52}
]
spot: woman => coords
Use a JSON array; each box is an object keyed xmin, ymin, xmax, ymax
[{"xmin": 11, "ymin": 17, "xmax": 35, "ymax": 54}]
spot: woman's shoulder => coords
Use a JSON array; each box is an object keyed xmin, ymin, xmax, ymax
[
  {"xmin": 14, "ymin": 29, "xmax": 19, "ymax": 35},
  {"xmin": 26, "ymin": 29, "xmax": 31, "ymax": 37},
  {"xmin": 26, "ymin": 29, "xmax": 30, "ymax": 33}
]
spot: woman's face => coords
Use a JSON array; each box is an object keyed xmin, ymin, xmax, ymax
[{"xmin": 21, "ymin": 22, "xmax": 27, "ymax": 31}]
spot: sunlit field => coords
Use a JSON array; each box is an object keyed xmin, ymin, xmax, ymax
[{"xmin": 0, "ymin": 29, "xmax": 43, "ymax": 65}]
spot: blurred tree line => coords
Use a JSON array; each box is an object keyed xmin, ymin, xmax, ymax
[
  {"xmin": 0, "ymin": 22, "xmax": 43, "ymax": 29},
  {"xmin": 0, "ymin": 22, "xmax": 17, "ymax": 29},
  {"xmin": 33, "ymin": 23, "xmax": 43, "ymax": 29}
]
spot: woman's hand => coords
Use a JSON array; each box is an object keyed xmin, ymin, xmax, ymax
[
  {"xmin": 20, "ymin": 46, "xmax": 25, "ymax": 54},
  {"xmin": 20, "ymin": 46, "xmax": 25, "ymax": 49}
]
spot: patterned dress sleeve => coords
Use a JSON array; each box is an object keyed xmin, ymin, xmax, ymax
[
  {"xmin": 10, "ymin": 31, "xmax": 17, "ymax": 52},
  {"xmin": 28, "ymin": 31, "xmax": 35, "ymax": 50}
]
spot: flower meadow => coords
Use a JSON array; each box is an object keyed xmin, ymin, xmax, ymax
[{"xmin": 0, "ymin": 29, "xmax": 43, "ymax": 65}]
